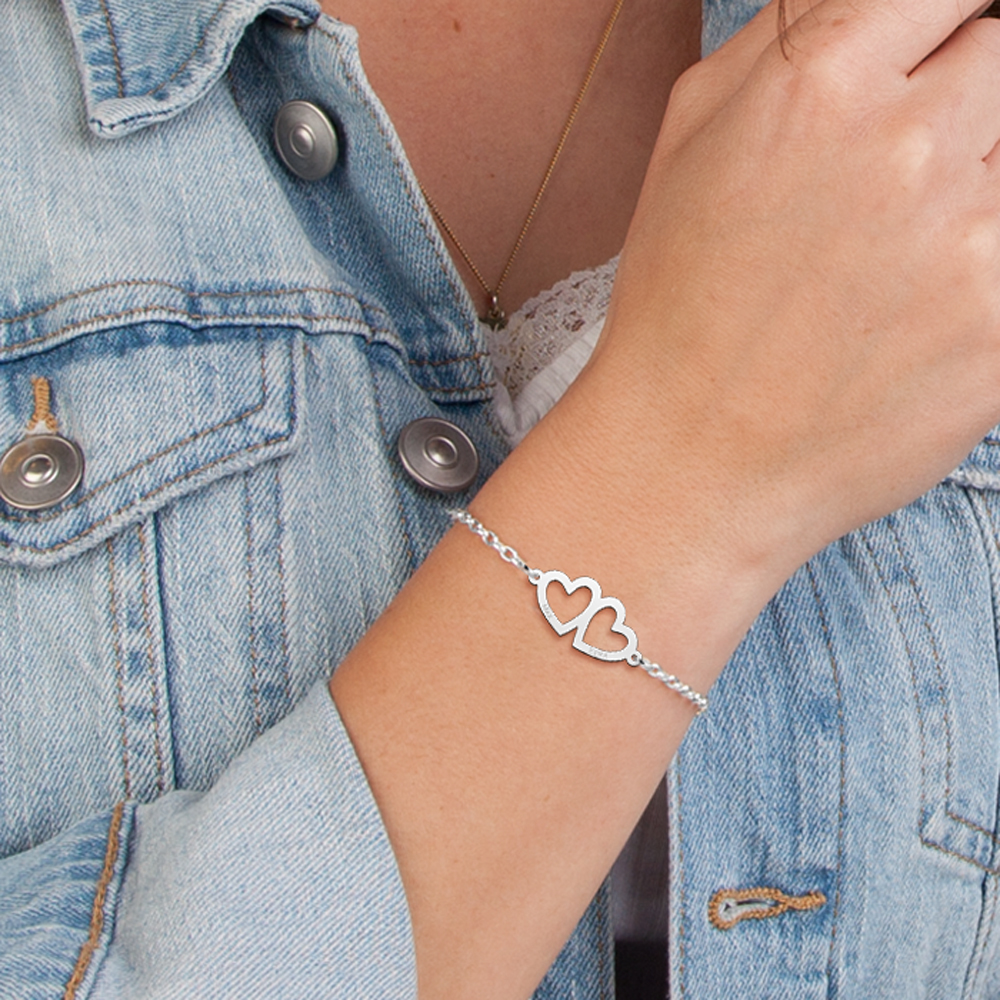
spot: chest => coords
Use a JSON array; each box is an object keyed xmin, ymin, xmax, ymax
[{"xmin": 322, "ymin": 0, "xmax": 701, "ymax": 315}]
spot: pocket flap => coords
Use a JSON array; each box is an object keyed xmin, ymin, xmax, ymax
[{"xmin": 0, "ymin": 325, "xmax": 300, "ymax": 567}]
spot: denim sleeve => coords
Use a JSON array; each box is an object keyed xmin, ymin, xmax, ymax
[{"xmin": 0, "ymin": 682, "xmax": 416, "ymax": 1000}]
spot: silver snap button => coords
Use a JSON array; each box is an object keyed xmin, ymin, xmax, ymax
[
  {"xmin": 424, "ymin": 435, "xmax": 459, "ymax": 469},
  {"xmin": 398, "ymin": 418, "xmax": 479, "ymax": 493},
  {"xmin": 273, "ymin": 101, "xmax": 339, "ymax": 181},
  {"xmin": 0, "ymin": 434, "xmax": 85, "ymax": 511}
]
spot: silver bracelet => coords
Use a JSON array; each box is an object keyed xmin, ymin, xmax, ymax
[{"xmin": 448, "ymin": 508, "xmax": 708, "ymax": 715}]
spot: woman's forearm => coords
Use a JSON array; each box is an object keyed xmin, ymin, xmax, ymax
[
  {"xmin": 331, "ymin": 0, "xmax": 1000, "ymax": 993},
  {"xmin": 330, "ymin": 371, "xmax": 774, "ymax": 999}
]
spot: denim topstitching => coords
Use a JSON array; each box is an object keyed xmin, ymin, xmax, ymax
[
  {"xmin": 2, "ymin": 331, "xmax": 274, "ymax": 525},
  {"xmin": 806, "ymin": 560, "xmax": 848, "ymax": 984},
  {"xmin": 273, "ymin": 462, "xmax": 294, "ymax": 707},
  {"xmin": 63, "ymin": 801, "xmax": 126, "ymax": 1000},
  {"xmin": 860, "ymin": 519, "xmax": 1000, "ymax": 873},
  {"xmin": 243, "ymin": 471, "xmax": 265, "ymax": 736},
  {"xmin": 137, "ymin": 521, "xmax": 167, "ymax": 795},
  {"xmin": 889, "ymin": 514, "xmax": 1000, "ymax": 847},
  {"xmin": 106, "ymin": 536, "xmax": 134, "ymax": 801},
  {"xmin": 368, "ymin": 346, "xmax": 418, "ymax": 575},
  {"xmin": 95, "ymin": 0, "xmax": 125, "ymax": 97},
  {"xmin": 0, "ymin": 333, "xmax": 298, "ymax": 556}
]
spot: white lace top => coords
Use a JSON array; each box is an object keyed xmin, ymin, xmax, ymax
[{"xmin": 485, "ymin": 256, "xmax": 619, "ymax": 446}]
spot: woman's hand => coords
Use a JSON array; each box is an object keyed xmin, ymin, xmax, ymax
[
  {"xmin": 590, "ymin": 0, "xmax": 1000, "ymax": 581},
  {"xmin": 331, "ymin": 1, "xmax": 1000, "ymax": 997}
]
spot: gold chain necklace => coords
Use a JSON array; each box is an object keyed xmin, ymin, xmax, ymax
[{"xmin": 420, "ymin": 0, "xmax": 627, "ymax": 330}]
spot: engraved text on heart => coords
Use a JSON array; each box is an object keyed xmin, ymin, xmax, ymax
[{"xmin": 532, "ymin": 570, "xmax": 639, "ymax": 663}]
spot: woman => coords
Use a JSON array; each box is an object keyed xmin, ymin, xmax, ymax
[{"xmin": 3, "ymin": 0, "xmax": 1000, "ymax": 996}]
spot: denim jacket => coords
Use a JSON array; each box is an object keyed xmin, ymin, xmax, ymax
[{"xmin": 4, "ymin": 1, "xmax": 1000, "ymax": 998}]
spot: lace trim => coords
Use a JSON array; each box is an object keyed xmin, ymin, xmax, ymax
[{"xmin": 485, "ymin": 255, "xmax": 619, "ymax": 400}]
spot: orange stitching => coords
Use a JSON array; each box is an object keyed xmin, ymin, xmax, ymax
[
  {"xmin": 0, "ymin": 433, "xmax": 291, "ymax": 556},
  {"xmin": 106, "ymin": 538, "xmax": 132, "ymax": 800},
  {"xmin": 708, "ymin": 887, "xmax": 827, "ymax": 931},
  {"xmin": 137, "ymin": 522, "xmax": 166, "ymax": 794},
  {"xmin": 805, "ymin": 562, "xmax": 847, "ymax": 975},
  {"xmin": 96, "ymin": 0, "xmax": 125, "ymax": 98},
  {"xmin": 0, "ymin": 334, "xmax": 297, "ymax": 555},
  {"xmin": 3, "ymin": 335, "xmax": 272, "ymax": 524},
  {"xmin": 64, "ymin": 801, "xmax": 126, "ymax": 1000},
  {"xmin": 923, "ymin": 837, "xmax": 1000, "ymax": 875},
  {"xmin": 27, "ymin": 377, "xmax": 60, "ymax": 433}
]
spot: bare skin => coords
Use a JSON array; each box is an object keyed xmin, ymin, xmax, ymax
[
  {"xmin": 324, "ymin": 0, "xmax": 701, "ymax": 314},
  {"xmin": 325, "ymin": 0, "xmax": 1000, "ymax": 997}
]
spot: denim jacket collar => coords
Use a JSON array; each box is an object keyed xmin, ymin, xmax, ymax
[
  {"xmin": 61, "ymin": 0, "xmax": 322, "ymax": 136},
  {"xmin": 63, "ymin": 0, "xmax": 759, "ymax": 139}
]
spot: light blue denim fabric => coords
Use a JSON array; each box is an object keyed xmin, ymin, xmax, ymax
[
  {"xmin": 0, "ymin": 1, "xmax": 612, "ymax": 996},
  {"xmin": 6, "ymin": 0, "xmax": 1000, "ymax": 998}
]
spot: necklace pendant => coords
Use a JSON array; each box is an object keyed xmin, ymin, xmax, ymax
[{"xmin": 482, "ymin": 294, "xmax": 507, "ymax": 331}]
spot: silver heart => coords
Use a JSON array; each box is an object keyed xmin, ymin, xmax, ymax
[{"xmin": 533, "ymin": 570, "xmax": 638, "ymax": 663}]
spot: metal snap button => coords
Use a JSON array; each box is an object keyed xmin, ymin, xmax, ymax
[
  {"xmin": 0, "ymin": 433, "xmax": 85, "ymax": 510},
  {"xmin": 273, "ymin": 101, "xmax": 339, "ymax": 181},
  {"xmin": 397, "ymin": 418, "xmax": 479, "ymax": 493}
]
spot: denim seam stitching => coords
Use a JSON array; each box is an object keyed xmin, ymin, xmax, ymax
[
  {"xmin": 0, "ymin": 278, "xmax": 389, "ymax": 327},
  {"xmin": 273, "ymin": 462, "xmax": 294, "ymax": 706},
  {"xmin": 106, "ymin": 537, "xmax": 133, "ymax": 800},
  {"xmin": 0, "ymin": 335, "xmax": 297, "ymax": 555},
  {"xmin": 313, "ymin": 22, "xmax": 486, "ymax": 373},
  {"xmin": 886, "ymin": 519, "xmax": 964, "ymax": 822},
  {"xmin": 805, "ymin": 561, "xmax": 847, "ymax": 982},
  {"xmin": 63, "ymin": 801, "xmax": 126, "ymax": 1000},
  {"xmin": 864, "ymin": 519, "xmax": 1000, "ymax": 864},
  {"xmin": 889, "ymin": 516, "xmax": 1000, "ymax": 845},
  {"xmin": 96, "ymin": 0, "xmax": 233, "ymax": 102},
  {"xmin": 0, "ymin": 305, "xmax": 375, "ymax": 358},
  {"xmin": 95, "ymin": 0, "xmax": 125, "ymax": 98},
  {"xmin": 367, "ymin": 349, "xmax": 418, "ymax": 573},
  {"xmin": 137, "ymin": 521, "xmax": 167, "ymax": 794},
  {"xmin": 2, "ymin": 333, "xmax": 271, "ymax": 524},
  {"xmin": 243, "ymin": 471, "xmax": 264, "ymax": 735}
]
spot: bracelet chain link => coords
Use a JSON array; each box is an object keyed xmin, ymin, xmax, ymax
[{"xmin": 448, "ymin": 508, "xmax": 708, "ymax": 715}]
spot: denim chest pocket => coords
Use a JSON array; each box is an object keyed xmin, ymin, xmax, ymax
[
  {"xmin": 0, "ymin": 320, "xmax": 301, "ymax": 855},
  {"xmin": 0, "ymin": 323, "xmax": 299, "ymax": 566}
]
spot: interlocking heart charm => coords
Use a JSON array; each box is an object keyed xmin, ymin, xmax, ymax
[{"xmin": 531, "ymin": 570, "xmax": 639, "ymax": 663}]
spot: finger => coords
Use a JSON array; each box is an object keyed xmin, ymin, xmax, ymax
[
  {"xmin": 781, "ymin": 0, "xmax": 988, "ymax": 78},
  {"xmin": 910, "ymin": 16, "xmax": 1000, "ymax": 160}
]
